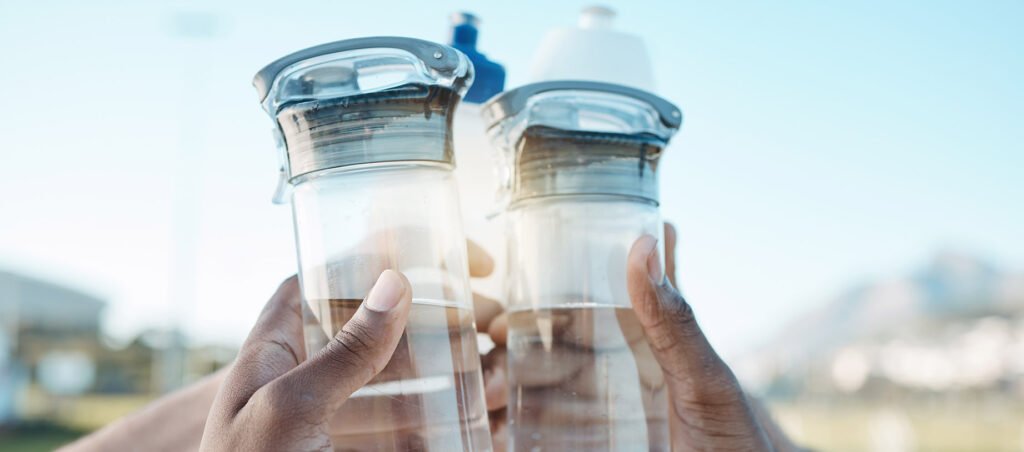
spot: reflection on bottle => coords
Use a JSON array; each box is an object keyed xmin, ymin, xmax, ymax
[
  {"xmin": 305, "ymin": 298, "xmax": 491, "ymax": 451},
  {"xmin": 507, "ymin": 305, "xmax": 668, "ymax": 452}
]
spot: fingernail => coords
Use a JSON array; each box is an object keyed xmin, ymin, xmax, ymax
[
  {"xmin": 645, "ymin": 238, "xmax": 664, "ymax": 282},
  {"xmin": 365, "ymin": 270, "xmax": 405, "ymax": 312}
]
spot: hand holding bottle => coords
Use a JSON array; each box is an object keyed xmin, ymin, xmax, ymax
[
  {"xmin": 482, "ymin": 223, "xmax": 801, "ymax": 451},
  {"xmin": 625, "ymin": 229, "xmax": 774, "ymax": 450},
  {"xmin": 63, "ymin": 239, "xmax": 499, "ymax": 452},
  {"xmin": 199, "ymin": 271, "xmax": 412, "ymax": 452}
]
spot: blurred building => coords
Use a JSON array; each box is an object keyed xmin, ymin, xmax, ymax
[
  {"xmin": 0, "ymin": 271, "xmax": 105, "ymax": 359},
  {"xmin": 0, "ymin": 271, "xmax": 235, "ymax": 428},
  {"xmin": 0, "ymin": 271, "xmax": 105, "ymax": 424}
]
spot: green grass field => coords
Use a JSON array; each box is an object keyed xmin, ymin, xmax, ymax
[
  {"xmin": 0, "ymin": 424, "xmax": 84, "ymax": 452},
  {"xmin": 772, "ymin": 400, "xmax": 1024, "ymax": 451},
  {"xmin": 3, "ymin": 397, "xmax": 1021, "ymax": 451}
]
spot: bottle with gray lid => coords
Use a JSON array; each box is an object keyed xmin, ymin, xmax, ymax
[
  {"xmin": 254, "ymin": 37, "xmax": 491, "ymax": 451},
  {"xmin": 484, "ymin": 81, "xmax": 681, "ymax": 451}
]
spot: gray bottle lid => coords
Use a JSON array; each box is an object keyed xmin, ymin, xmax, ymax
[
  {"xmin": 252, "ymin": 36, "xmax": 472, "ymax": 202},
  {"xmin": 482, "ymin": 80, "xmax": 682, "ymax": 132},
  {"xmin": 253, "ymin": 36, "xmax": 466, "ymax": 106}
]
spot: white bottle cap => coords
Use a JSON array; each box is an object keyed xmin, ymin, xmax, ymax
[{"xmin": 529, "ymin": 6, "xmax": 656, "ymax": 91}]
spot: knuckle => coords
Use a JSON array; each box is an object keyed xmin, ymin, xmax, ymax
[
  {"xmin": 246, "ymin": 387, "xmax": 320, "ymax": 441},
  {"xmin": 250, "ymin": 387, "xmax": 298, "ymax": 426},
  {"xmin": 326, "ymin": 328, "xmax": 381, "ymax": 376},
  {"xmin": 676, "ymin": 374, "xmax": 747, "ymax": 415},
  {"xmin": 701, "ymin": 365, "xmax": 744, "ymax": 396},
  {"xmin": 345, "ymin": 319, "xmax": 381, "ymax": 350},
  {"xmin": 256, "ymin": 380, "xmax": 324, "ymax": 421},
  {"xmin": 662, "ymin": 292, "xmax": 698, "ymax": 332},
  {"xmin": 264, "ymin": 336, "xmax": 303, "ymax": 367},
  {"xmin": 647, "ymin": 324, "xmax": 684, "ymax": 355},
  {"xmin": 257, "ymin": 381, "xmax": 297, "ymax": 411},
  {"xmin": 645, "ymin": 287, "xmax": 699, "ymax": 354},
  {"xmin": 672, "ymin": 354, "xmax": 745, "ymax": 405}
]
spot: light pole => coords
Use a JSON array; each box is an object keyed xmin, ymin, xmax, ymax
[{"xmin": 160, "ymin": 10, "xmax": 222, "ymax": 394}]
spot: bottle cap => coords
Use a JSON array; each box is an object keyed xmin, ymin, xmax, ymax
[
  {"xmin": 483, "ymin": 81, "xmax": 682, "ymax": 207},
  {"xmin": 449, "ymin": 12, "xmax": 506, "ymax": 103},
  {"xmin": 528, "ymin": 6, "xmax": 656, "ymax": 91},
  {"xmin": 252, "ymin": 37, "xmax": 473, "ymax": 202}
]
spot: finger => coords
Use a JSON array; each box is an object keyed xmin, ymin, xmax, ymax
[
  {"xmin": 664, "ymin": 222, "xmax": 678, "ymax": 287},
  {"xmin": 487, "ymin": 312, "xmax": 508, "ymax": 347},
  {"xmin": 474, "ymin": 292, "xmax": 504, "ymax": 332},
  {"xmin": 627, "ymin": 236, "xmax": 774, "ymax": 448},
  {"xmin": 482, "ymin": 348, "xmax": 508, "ymax": 412},
  {"xmin": 216, "ymin": 276, "xmax": 305, "ymax": 413},
  {"xmin": 467, "ymin": 240, "xmax": 495, "ymax": 278},
  {"xmin": 626, "ymin": 235, "xmax": 739, "ymax": 400},
  {"xmin": 262, "ymin": 270, "xmax": 413, "ymax": 416},
  {"xmin": 489, "ymin": 408, "xmax": 508, "ymax": 452}
]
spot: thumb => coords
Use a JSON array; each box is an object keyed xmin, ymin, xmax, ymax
[
  {"xmin": 260, "ymin": 269, "xmax": 412, "ymax": 416},
  {"xmin": 626, "ymin": 235, "xmax": 741, "ymax": 402},
  {"xmin": 629, "ymin": 236, "xmax": 774, "ymax": 450}
]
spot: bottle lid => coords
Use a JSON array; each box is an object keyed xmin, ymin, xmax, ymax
[
  {"xmin": 483, "ymin": 80, "xmax": 681, "ymax": 135},
  {"xmin": 252, "ymin": 37, "xmax": 473, "ymax": 198},
  {"xmin": 528, "ymin": 6, "xmax": 656, "ymax": 91},
  {"xmin": 254, "ymin": 36, "xmax": 471, "ymax": 111},
  {"xmin": 482, "ymin": 81, "xmax": 682, "ymax": 207},
  {"xmin": 448, "ymin": 12, "xmax": 506, "ymax": 103}
]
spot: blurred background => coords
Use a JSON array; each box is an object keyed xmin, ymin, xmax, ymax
[{"xmin": 1, "ymin": 0, "xmax": 1022, "ymax": 450}]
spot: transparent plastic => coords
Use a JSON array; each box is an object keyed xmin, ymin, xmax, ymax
[
  {"xmin": 255, "ymin": 38, "xmax": 489, "ymax": 451},
  {"xmin": 293, "ymin": 163, "xmax": 489, "ymax": 451},
  {"xmin": 484, "ymin": 89, "xmax": 676, "ymax": 210},
  {"xmin": 261, "ymin": 46, "xmax": 471, "ymax": 115},
  {"xmin": 258, "ymin": 38, "xmax": 473, "ymax": 203},
  {"xmin": 487, "ymin": 83, "xmax": 681, "ymax": 451},
  {"xmin": 505, "ymin": 197, "xmax": 667, "ymax": 451},
  {"xmin": 485, "ymin": 90, "xmax": 674, "ymax": 149}
]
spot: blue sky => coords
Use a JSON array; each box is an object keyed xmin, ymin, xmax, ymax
[{"xmin": 1, "ymin": 0, "xmax": 1021, "ymax": 356}]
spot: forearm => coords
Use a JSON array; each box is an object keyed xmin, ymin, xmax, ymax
[{"xmin": 60, "ymin": 366, "xmax": 228, "ymax": 452}]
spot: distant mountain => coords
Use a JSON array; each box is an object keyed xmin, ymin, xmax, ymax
[
  {"xmin": 914, "ymin": 252, "xmax": 1002, "ymax": 313},
  {"xmin": 736, "ymin": 252, "xmax": 1024, "ymax": 393}
]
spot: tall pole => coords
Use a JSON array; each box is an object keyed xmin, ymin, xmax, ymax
[{"xmin": 160, "ymin": 11, "xmax": 221, "ymax": 394}]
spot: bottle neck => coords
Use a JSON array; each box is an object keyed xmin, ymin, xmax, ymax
[
  {"xmin": 276, "ymin": 84, "xmax": 459, "ymax": 181},
  {"xmin": 504, "ymin": 125, "xmax": 663, "ymax": 206}
]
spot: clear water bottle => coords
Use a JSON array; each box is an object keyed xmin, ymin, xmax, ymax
[
  {"xmin": 483, "ymin": 81, "xmax": 683, "ymax": 451},
  {"xmin": 253, "ymin": 37, "xmax": 491, "ymax": 451}
]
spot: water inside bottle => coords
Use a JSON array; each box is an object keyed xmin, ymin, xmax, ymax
[
  {"xmin": 506, "ymin": 305, "xmax": 668, "ymax": 451},
  {"xmin": 304, "ymin": 298, "xmax": 491, "ymax": 452}
]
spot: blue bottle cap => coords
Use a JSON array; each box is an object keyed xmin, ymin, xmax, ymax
[{"xmin": 449, "ymin": 12, "xmax": 506, "ymax": 104}]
